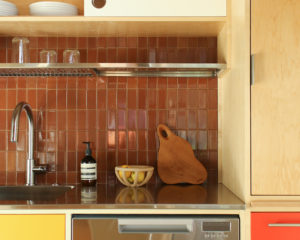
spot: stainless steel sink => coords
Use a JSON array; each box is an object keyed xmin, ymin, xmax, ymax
[{"xmin": 0, "ymin": 185, "xmax": 75, "ymax": 201}]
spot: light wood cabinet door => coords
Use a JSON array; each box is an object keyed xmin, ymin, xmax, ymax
[
  {"xmin": 0, "ymin": 215, "xmax": 65, "ymax": 240},
  {"xmin": 251, "ymin": 0, "xmax": 300, "ymax": 195}
]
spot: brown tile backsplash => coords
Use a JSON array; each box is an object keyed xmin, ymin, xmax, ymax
[{"xmin": 0, "ymin": 36, "xmax": 218, "ymax": 185}]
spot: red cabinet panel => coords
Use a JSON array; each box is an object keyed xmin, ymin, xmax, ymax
[{"xmin": 252, "ymin": 213, "xmax": 300, "ymax": 240}]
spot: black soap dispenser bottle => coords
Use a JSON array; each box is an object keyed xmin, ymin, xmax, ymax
[{"xmin": 81, "ymin": 142, "xmax": 97, "ymax": 186}]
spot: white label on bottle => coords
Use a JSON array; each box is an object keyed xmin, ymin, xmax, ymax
[{"xmin": 81, "ymin": 163, "xmax": 97, "ymax": 180}]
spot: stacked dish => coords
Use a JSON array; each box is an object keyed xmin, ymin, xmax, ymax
[
  {"xmin": 0, "ymin": 1, "xmax": 18, "ymax": 16},
  {"xmin": 29, "ymin": 1, "xmax": 78, "ymax": 16}
]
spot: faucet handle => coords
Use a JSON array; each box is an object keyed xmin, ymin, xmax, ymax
[{"xmin": 33, "ymin": 164, "xmax": 49, "ymax": 174}]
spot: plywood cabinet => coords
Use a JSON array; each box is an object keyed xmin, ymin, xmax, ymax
[
  {"xmin": 0, "ymin": 214, "xmax": 65, "ymax": 240},
  {"xmin": 251, "ymin": 0, "xmax": 300, "ymax": 195}
]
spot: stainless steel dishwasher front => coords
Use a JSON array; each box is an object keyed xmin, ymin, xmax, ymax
[{"xmin": 72, "ymin": 214, "xmax": 239, "ymax": 240}]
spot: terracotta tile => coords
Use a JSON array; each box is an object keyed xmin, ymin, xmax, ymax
[
  {"xmin": 66, "ymin": 172, "xmax": 77, "ymax": 184},
  {"xmin": 177, "ymin": 110, "xmax": 187, "ymax": 129},
  {"xmin": 148, "ymin": 89, "xmax": 156, "ymax": 109},
  {"xmin": 187, "ymin": 131, "xmax": 197, "ymax": 149},
  {"xmin": 0, "ymin": 111, "xmax": 6, "ymax": 130},
  {"xmin": 199, "ymin": 90, "xmax": 207, "ymax": 109},
  {"xmin": 78, "ymin": 37, "xmax": 87, "ymax": 49},
  {"xmin": 188, "ymin": 38, "xmax": 198, "ymax": 48},
  {"xmin": 167, "ymin": 89, "xmax": 177, "ymax": 109},
  {"xmin": 168, "ymin": 110, "xmax": 177, "ymax": 128},
  {"xmin": 47, "ymin": 110, "xmax": 56, "ymax": 131},
  {"xmin": 57, "ymin": 37, "xmax": 67, "ymax": 49},
  {"xmin": 17, "ymin": 171, "xmax": 26, "ymax": 185},
  {"xmin": 97, "ymin": 89, "xmax": 106, "ymax": 109},
  {"xmin": 148, "ymin": 37, "xmax": 157, "ymax": 48},
  {"xmin": 128, "ymin": 131, "xmax": 136, "ymax": 150},
  {"xmin": 97, "ymin": 37, "xmax": 106, "ymax": 48},
  {"xmin": 107, "ymin": 37, "xmax": 117, "ymax": 48},
  {"xmin": 158, "ymin": 37, "xmax": 167, "ymax": 48},
  {"xmin": 86, "ymin": 89, "xmax": 96, "ymax": 109},
  {"xmin": 38, "ymin": 37, "xmax": 48, "ymax": 49},
  {"xmin": 48, "ymin": 37, "xmax": 57, "ymax": 49},
  {"xmin": 67, "ymin": 37, "xmax": 77, "ymax": 48},
  {"xmin": 47, "ymin": 131, "xmax": 56, "ymax": 152},
  {"xmin": 107, "ymin": 131, "xmax": 116, "ymax": 149},
  {"xmin": 97, "ymin": 131, "xmax": 106, "ymax": 151},
  {"xmin": 128, "ymin": 110, "xmax": 136, "ymax": 130},
  {"xmin": 207, "ymin": 110, "xmax": 218, "ymax": 130},
  {"xmin": 88, "ymin": 49, "xmax": 97, "ymax": 62},
  {"xmin": 7, "ymin": 151, "xmax": 16, "ymax": 171},
  {"xmin": 138, "ymin": 89, "xmax": 147, "ymax": 109},
  {"xmin": 7, "ymin": 77, "xmax": 17, "ymax": 89},
  {"xmin": 117, "ymin": 89, "xmax": 126, "ymax": 109},
  {"xmin": 58, "ymin": 131, "xmax": 66, "ymax": 152},
  {"xmin": 127, "ymin": 89, "xmax": 137, "ymax": 109},
  {"xmin": 137, "ymin": 151, "xmax": 147, "ymax": 165},
  {"xmin": 118, "ymin": 131, "xmax": 126, "ymax": 150},
  {"xmin": 208, "ymin": 77, "xmax": 218, "ymax": 89},
  {"xmin": 77, "ymin": 90, "xmax": 86, "ymax": 109},
  {"xmin": 128, "ymin": 37, "xmax": 138, "ymax": 48},
  {"xmin": 128, "ymin": 151, "xmax": 137, "ymax": 165},
  {"xmin": 208, "ymin": 89, "xmax": 218, "ymax": 109},
  {"xmin": 178, "ymin": 89, "xmax": 187, "ymax": 108},
  {"xmin": 67, "ymin": 132, "xmax": 76, "ymax": 151},
  {"xmin": 0, "ymin": 90, "xmax": 6, "ymax": 109},
  {"xmin": 117, "ymin": 151, "xmax": 127, "ymax": 166},
  {"xmin": 137, "ymin": 110, "xmax": 147, "ymax": 129},
  {"xmin": 158, "ymin": 89, "xmax": 167, "ymax": 109},
  {"xmin": 148, "ymin": 110, "xmax": 156, "ymax": 130},
  {"xmin": 137, "ymin": 130, "xmax": 147, "ymax": 150},
  {"xmin": 0, "ymin": 49, "xmax": 6, "ymax": 63},
  {"xmin": 168, "ymin": 77, "xmax": 177, "ymax": 88},
  {"xmin": 27, "ymin": 89, "xmax": 37, "ymax": 109},
  {"xmin": 107, "ymin": 151, "xmax": 116, "ymax": 171},
  {"xmin": 57, "ymin": 111, "xmax": 66, "ymax": 130},
  {"xmin": 67, "ymin": 110, "xmax": 77, "ymax": 130},
  {"xmin": 117, "ymin": 48, "xmax": 127, "ymax": 63},
  {"xmin": 57, "ymin": 172, "xmax": 66, "ymax": 184},
  {"xmin": 108, "ymin": 89, "xmax": 116, "ymax": 109},
  {"xmin": 97, "ymin": 110, "xmax": 106, "ymax": 130},
  {"xmin": 138, "ymin": 77, "xmax": 147, "ymax": 88},
  {"xmin": 107, "ymin": 48, "xmax": 117, "ymax": 62},
  {"xmin": 57, "ymin": 90, "xmax": 66, "ymax": 109},
  {"xmin": 17, "ymin": 89, "xmax": 26, "ymax": 102},
  {"xmin": 198, "ymin": 130, "xmax": 207, "ymax": 150},
  {"xmin": 178, "ymin": 38, "xmax": 188, "ymax": 48},
  {"xmin": 118, "ymin": 110, "xmax": 126, "ymax": 130},
  {"xmin": 108, "ymin": 110, "xmax": 116, "ymax": 130},
  {"xmin": 137, "ymin": 49, "xmax": 148, "ymax": 62},
  {"xmin": 87, "ymin": 110, "xmax": 96, "ymax": 129},
  {"xmin": 208, "ymin": 130, "xmax": 218, "ymax": 150},
  {"xmin": 97, "ymin": 48, "xmax": 107, "ymax": 62},
  {"xmin": 77, "ymin": 110, "xmax": 87, "ymax": 130},
  {"xmin": 0, "ymin": 132, "xmax": 5, "ymax": 151},
  {"xmin": 178, "ymin": 78, "xmax": 187, "ymax": 88},
  {"xmin": 7, "ymin": 172, "xmax": 16, "ymax": 185},
  {"xmin": 148, "ymin": 130, "xmax": 156, "ymax": 151},
  {"xmin": 156, "ymin": 48, "xmax": 167, "ymax": 63},
  {"xmin": 37, "ymin": 89, "xmax": 46, "ymax": 109},
  {"xmin": 117, "ymin": 37, "xmax": 127, "ymax": 47},
  {"xmin": 0, "ymin": 78, "xmax": 7, "ymax": 88},
  {"xmin": 128, "ymin": 48, "xmax": 137, "ymax": 62},
  {"xmin": 18, "ymin": 77, "xmax": 26, "ymax": 88},
  {"xmin": 48, "ymin": 89, "xmax": 57, "ymax": 109},
  {"xmin": 158, "ymin": 110, "xmax": 168, "ymax": 125},
  {"xmin": 188, "ymin": 110, "xmax": 198, "ymax": 129},
  {"xmin": 17, "ymin": 151, "xmax": 26, "ymax": 171},
  {"xmin": 198, "ymin": 110, "xmax": 207, "ymax": 129},
  {"xmin": 7, "ymin": 90, "xmax": 16, "ymax": 109}
]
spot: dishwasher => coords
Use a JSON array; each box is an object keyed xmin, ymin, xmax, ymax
[{"xmin": 72, "ymin": 214, "xmax": 239, "ymax": 240}]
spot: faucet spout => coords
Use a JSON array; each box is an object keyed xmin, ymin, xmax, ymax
[{"xmin": 11, "ymin": 102, "xmax": 35, "ymax": 185}]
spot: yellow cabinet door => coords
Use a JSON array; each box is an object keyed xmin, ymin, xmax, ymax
[
  {"xmin": 0, "ymin": 215, "xmax": 65, "ymax": 240},
  {"xmin": 251, "ymin": 0, "xmax": 300, "ymax": 195}
]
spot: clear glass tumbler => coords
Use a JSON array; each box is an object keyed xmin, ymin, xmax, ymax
[
  {"xmin": 40, "ymin": 50, "xmax": 57, "ymax": 63},
  {"xmin": 63, "ymin": 49, "xmax": 80, "ymax": 64},
  {"xmin": 12, "ymin": 37, "xmax": 30, "ymax": 63}
]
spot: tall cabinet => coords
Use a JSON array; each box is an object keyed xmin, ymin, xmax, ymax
[{"xmin": 251, "ymin": 0, "xmax": 300, "ymax": 195}]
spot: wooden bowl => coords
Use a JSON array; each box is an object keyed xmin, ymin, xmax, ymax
[{"xmin": 115, "ymin": 165, "xmax": 154, "ymax": 187}]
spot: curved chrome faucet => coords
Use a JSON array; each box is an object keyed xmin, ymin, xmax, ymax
[{"xmin": 11, "ymin": 102, "xmax": 47, "ymax": 186}]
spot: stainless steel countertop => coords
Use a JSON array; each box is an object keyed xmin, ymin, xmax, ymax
[{"xmin": 0, "ymin": 183, "xmax": 245, "ymax": 210}]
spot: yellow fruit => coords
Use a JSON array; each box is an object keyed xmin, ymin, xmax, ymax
[
  {"xmin": 118, "ymin": 165, "xmax": 131, "ymax": 179},
  {"xmin": 127, "ymin": 176, "xmax": 134, "ymax": 183},
  {"xmin": 131, "ymin": 171, "xmax": 145, "ymax": 183}
]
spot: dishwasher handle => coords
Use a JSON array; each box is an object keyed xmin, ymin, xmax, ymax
[{"xmin": 118, "ymin": 218, "xmax": 194, "ymax": 233}]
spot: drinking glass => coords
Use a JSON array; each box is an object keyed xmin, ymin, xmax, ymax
[
  {"xmin": 12, "ymin": 37, "xmax": 30, "ymax": 63},
  {"xmin": 39, "ymin": 50, "xmax": 57, "ymax": 63},
  {"xmin": 63, "ymin": 49, "xmax": 80, "ymax": 63}
]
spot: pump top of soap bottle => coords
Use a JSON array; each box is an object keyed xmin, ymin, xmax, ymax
[{"xmin": 83, "ymin": 141, "xmax": 92, "ymax": 156}]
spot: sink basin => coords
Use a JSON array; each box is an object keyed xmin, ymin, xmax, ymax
[{"xmin": 0, "ymin": 185, "xmax": 75, "ymax": 201}]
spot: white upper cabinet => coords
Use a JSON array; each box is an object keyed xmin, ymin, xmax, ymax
[{"xmin": 84, "ymin": 0, "xmax": 226, "ymax": 17}]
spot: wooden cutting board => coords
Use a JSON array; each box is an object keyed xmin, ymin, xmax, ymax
[{"xmin": 157, "ymin": 124, "xmax": 207, "ymax": 184}]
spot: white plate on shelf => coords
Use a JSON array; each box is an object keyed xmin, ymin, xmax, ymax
[
  {"xmin": 29, "ymin": 1, "xmax": 78, "ymax": 16},
  {"xmin": 0, "ymin": 0, "xmax": 18, "ymax": 16}
]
